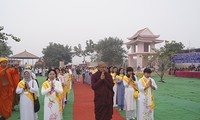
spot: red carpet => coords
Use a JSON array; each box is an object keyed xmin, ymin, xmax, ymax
[{"xmin": 73, "ymin": 81, "xmax": 124, "ymax": 120}]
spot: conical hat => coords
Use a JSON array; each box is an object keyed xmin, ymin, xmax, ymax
[{"xmin": 0, "ymin": 58, "xmax": 8, "ymax": 63}]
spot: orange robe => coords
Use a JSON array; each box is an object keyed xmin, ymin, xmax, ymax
[
  {"xmin": 10, "ymin": 68, "xmax": 20, "ymax": 89},
  {"xmin": 10, "ymin": 68, "xmax": 20, "ymax": 106},
  {"xmin": 0, "ymin": 66, "xmax": 17, "ymax": 119}
]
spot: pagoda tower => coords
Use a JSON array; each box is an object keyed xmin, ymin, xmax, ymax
[{"xmin": 126, "ymin": 28, "xmax": 164, "ymax": 69}]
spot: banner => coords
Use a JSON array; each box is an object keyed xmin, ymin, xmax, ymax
[{"xmin": 171, "ymin": 52, "xmax": 200, "ymax": 63}]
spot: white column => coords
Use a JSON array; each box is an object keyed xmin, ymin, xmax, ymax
[
  {"xmin": 128, "ymin": 55, "xmax": 134, "ymax": 67},
  {"xmin": 137, "ymin": 54, "xmax": 143, "ymax": 68}
]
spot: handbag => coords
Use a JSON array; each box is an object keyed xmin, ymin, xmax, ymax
[
  {"xmin": 33, "ymin": 93, "xmax": 40, "ymax": 113},
  {"xmin": 31, "ymin": 80, "xmax": 40, "ymax": 113}
]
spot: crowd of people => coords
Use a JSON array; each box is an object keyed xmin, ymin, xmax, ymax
[
  {"xmin": 175, "ymin": 64, "xmax": 200, "ymax": 71},
  {"xmin": 0, "ymin": 57, "xmax": 158, "ymax": 120},
  {"xmin": 0, "ymin": 57, "xmax": 75, "ymax": 120},
  {"xmin": 168, "ymin": 64, "xmax": 200, "ymax": 75}
]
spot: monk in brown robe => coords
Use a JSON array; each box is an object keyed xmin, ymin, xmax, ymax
[
  {"xmin": 0, "ymin": 58, "xmax": 18, "ymax": 120},
  {"xmin": 91, "ymin": 62, "xmax": 114, "ymax": 120}
]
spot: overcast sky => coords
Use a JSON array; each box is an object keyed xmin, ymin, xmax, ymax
[{"xmin": 1, "ymin": 0, "xmax": 200, "ymax": 64}]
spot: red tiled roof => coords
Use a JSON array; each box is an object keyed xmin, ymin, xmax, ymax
[{"xmin": 10, "ymin": 50, "xmax": 39, "ymax": 59}]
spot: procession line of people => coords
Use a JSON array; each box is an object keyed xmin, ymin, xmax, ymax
[
  {"xmin": 91, "ymin": 62, "xmax": 158, "ymax": 120},
  {"xmin": 0, "ymin": 57, "xmax": 158, "ymax": 120},
  {"xmin": 0, "ymin": 57, "xmax": 74, "ymax": 120},
  {"xmin": 110, "ymin": 66, "xmax": 158, "ymax": 120}
]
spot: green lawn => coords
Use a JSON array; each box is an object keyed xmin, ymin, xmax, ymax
[
  {"xmin": 153, "ymin": 76, "xmax": 200, "ymax": 120},
  {"xmin": 10, "ymin": 77, "xmax": 74, "ymax": 120},
  {"xmin": 10, "ymin": 76, "xmax": 200, "ymax": 120},
  {"xmin": 117, "ymin": 75, "xmax": 200, "ymax": 120}
]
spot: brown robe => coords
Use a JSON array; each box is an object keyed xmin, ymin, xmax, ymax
[{"xmin": 91, "ymin": 71, "xmax": 114, "ymax": 120}]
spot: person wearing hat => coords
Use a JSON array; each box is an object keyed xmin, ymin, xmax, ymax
[
  {"xmin": 25, "ymin": 65, "xmax": 37, "ymax": 80},
  {"xmin": 0, "ymin": 58, "xmax": 19, "ymax": 120}
]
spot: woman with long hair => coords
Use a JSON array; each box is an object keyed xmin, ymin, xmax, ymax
[
  {"xmin": 123, "ymin": 67, "xmax": 138, "ymax": 120},
  {"xmin": 116, "ymin": 68, "xmax": 125, "ymax": 111}
]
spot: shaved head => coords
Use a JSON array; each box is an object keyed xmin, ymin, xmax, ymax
[
  {"xmin": 98, "ymin": 61, "xmax": 107, "ymax": 72},
  {"xmin": 13, "ymin": 61, "xmax": 19, "ymax": 68},
  {"xmin": 13, "ymin": 61, "xmax": 19, "ymax": 65},
  {"xmin": 98, "ymin": 61, "xmax": 106, "ymax": 67}
]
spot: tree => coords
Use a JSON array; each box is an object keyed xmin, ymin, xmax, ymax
[
  {"xmin": 42, "ymin": 43, "xmax": 72, "ymax": 68},
  {"xmin": 0, "ymin": 41, "xmax": 13, "ymax": 57},
  {"xmin": 94, "ymin": 37, "xmax": 127, "ymax": 66},
  {"xmin": 0, "ymin": 26, "xmax": 20, "ymax": 56},
  {"xmin": 74, "ymin": 40, "xmax": 95, "ymax": 64},
  {"xmin": 0, "ymin": 26, "xmax": 20, "ymax": 42},
  {"xmin": 151, "ymin": 40, "xmax": 185, "ymax": 82},
  {"xmin": 164, "ymin": 40, "xmax": 185, "ymax": 57},
  {"xmin": 152, "ymin": 47, "xmax": 170, "ymax": 82}
]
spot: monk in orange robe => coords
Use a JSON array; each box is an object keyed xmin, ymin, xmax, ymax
[
  {"xmin": 0, "ymin": 58, "xmax": 18, "ymax": 120},
  {"xmin": 11, "ymin": 62, "xmax": 20, "ymax": 110}
]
